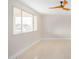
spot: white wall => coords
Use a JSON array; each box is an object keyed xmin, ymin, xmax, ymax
[
  {"xmin": 41, "ymin": 14, "xmax": 71, "ymax": 38},
  {"xmin": 8, "ymin": 0, "xmax": 42, "ymax": 58}
]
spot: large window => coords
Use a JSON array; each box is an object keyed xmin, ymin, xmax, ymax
[{"xmin": 13, "ymin": 7, "xmax": 37, "ymax": 34}]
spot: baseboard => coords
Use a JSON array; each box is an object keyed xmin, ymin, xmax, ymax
[
  {"xmin": 42, "ymin": 34, "xmax": 71, "ymax": 39},
  {"xmin": 42, "ymin": 38, "xmax": 71, "ymax": 40},
  {"xmin": 9, "ymin": 40, "xmax": 41, "ymax": 59}
]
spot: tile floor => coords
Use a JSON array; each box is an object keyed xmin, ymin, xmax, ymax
[{"xmin": 17, "ymin": 39, "xmax": 71, "ymax": 59}]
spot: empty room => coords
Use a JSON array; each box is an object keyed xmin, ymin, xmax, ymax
[{"xmin": 8, "ymin": 0, "xmax": 71, "ymax": 59}]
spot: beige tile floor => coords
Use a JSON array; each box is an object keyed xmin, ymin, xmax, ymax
[{"xmin": 17, "ymin": 40, "xmax": 71, "ymax": 59}]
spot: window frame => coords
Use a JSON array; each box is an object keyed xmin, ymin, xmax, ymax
[{"xmin": 13, "ymin": 6, "xmax": 37, "ymax": 34}]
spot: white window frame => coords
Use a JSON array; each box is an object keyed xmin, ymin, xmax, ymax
[{"xmin": 13, "ymin": 7, "xmax": 37, "ymax": 34}]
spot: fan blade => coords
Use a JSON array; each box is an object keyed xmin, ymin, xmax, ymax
[
  {"xmin": 49, "ymin": 5, "xmax": 62, "ymax": 9},
  {"xmin": 64, "ymin": 0, "xmax": 68, "ymax": 6},
  {"xmin": 62, "ymin": 7, "xmax": 70, "ymax": 11}
]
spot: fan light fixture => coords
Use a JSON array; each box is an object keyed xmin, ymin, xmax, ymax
[{"xmin": 49, "ymin": 0, "xmax": 70, "ymax": 11}]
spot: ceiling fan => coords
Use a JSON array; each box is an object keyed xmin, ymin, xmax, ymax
[{"xmin": 49, "ymin": 0, "xmax": 70, "ymax": 11}]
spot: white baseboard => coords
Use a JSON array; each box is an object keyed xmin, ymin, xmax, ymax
[
  {"xmin": 9, "ymin": 40, "xmax": 41, "ymax": 59},
  {"xmin": 42, "ymin": 38, "xmax": 71, "ymax": 40}
]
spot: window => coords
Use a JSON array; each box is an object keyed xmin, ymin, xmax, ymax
[{"xmin": 13, "ymin": 7, "xmax": 37, "ymax": 34}]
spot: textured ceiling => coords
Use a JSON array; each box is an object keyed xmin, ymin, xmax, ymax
[{"xmin": 19, "ymin": 0, "xmax": 71, "ymax": 14}]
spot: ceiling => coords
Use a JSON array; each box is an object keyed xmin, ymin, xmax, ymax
[{"xmin": 19, "ymin": 0, "xmax": 71, "ymax": 14}]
